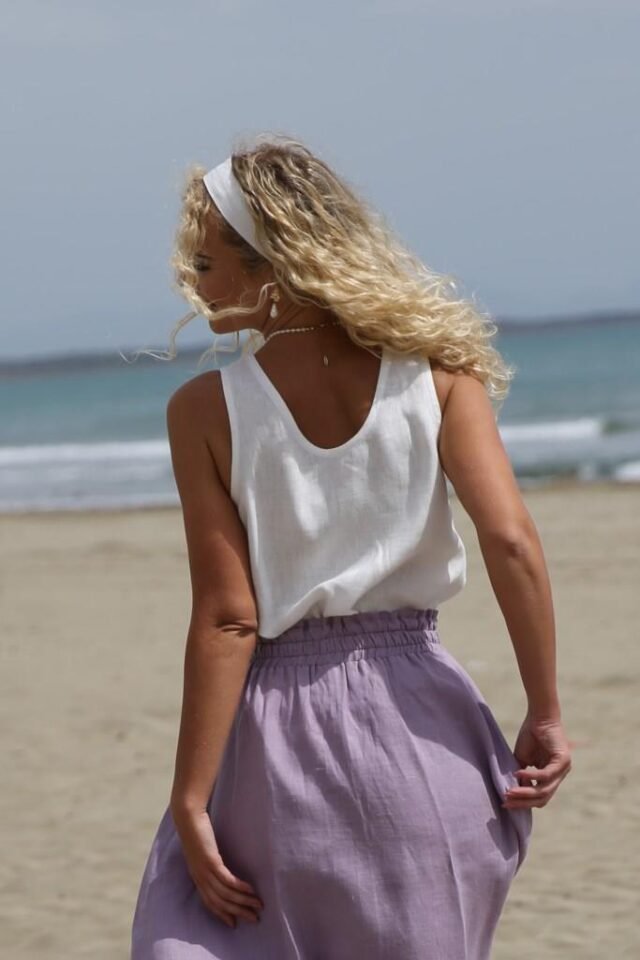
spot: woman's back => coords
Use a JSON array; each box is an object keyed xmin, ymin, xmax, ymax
[{"xmin": 220, "ymin": 343, "xmax": 467, "ymax": 637}]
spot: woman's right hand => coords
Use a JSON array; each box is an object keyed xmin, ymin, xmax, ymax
[{"xmin": 503, "ymin": 713, "xmax": 572, "ymax": 810}]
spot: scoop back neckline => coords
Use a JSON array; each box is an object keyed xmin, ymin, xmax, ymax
[{"xmin": 245, "ymin": 347, "xmax": 389, "ymax": 456}]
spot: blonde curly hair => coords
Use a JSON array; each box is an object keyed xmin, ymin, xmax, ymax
[{"xmin": 161, "ymin": 131, "xmax": 515, "ymax": 409}]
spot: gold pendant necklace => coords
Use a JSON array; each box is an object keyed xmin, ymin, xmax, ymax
[{"xmin": 261, "ymin": 320, "xmax": 342, "ymax": 366}]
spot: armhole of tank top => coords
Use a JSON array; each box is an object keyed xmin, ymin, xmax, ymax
[
  {"xmin": 424, "ymin": 357, "xmax": 458, "ymax": 501},
  {"xmin": 220, "ymin": 367, "xmax": 240, "ymax": 506},
  {"xmin": 423, "ymin": 356, "xmax": 443, "ymax": 432}
]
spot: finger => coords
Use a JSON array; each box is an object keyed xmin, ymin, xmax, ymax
[
  {"xmin": 506, "ymin": 772, "xmax": 565, "ymax": 797},
  {"xmin": 211, "ymin": 857, "xmax": 259, "ymax": 897},
  {"xmin": 206, "ymin": 876, "xmax": 263, "ymax": 913},
  {"xmin": 505, "ymin": 783, "xmax": 555, "ymax": 800},
  {"xmin": 514, "ymin": 765, "xmax": 544, "ymax": 781},
  {"xmin": 205, "ymin": 886, "xmax": 260, "ymax": 923},
  {"xmin": 231, "ymin": 905, "xmax": 260, "ymax": 923},
  {"xmin": 503, "ymin": 788, "xmax": 554, "ymax": 807},
  {"xmin": 516, "ymin": 762, "xmax": 571, "ymax": 788},
  {"xmin": 515, "ymin": 758, "xmax": 570, "ymax": 783},
  {"xmin": 214, "ymin": 899, "xmax": 260, "ymax": 923},
  {"xmin": 503, "ymin": 795, "xmax": 551, "ymax": 808},
  {"xmin": 199, "ymin": 889, "xmax": 237, "ymax": 927},
  {"xmin": 504, "ymin": 802, "xmax": 544, "ymax": 810},
  {"xmin": 208, "ymin": 872, "xmax": 263, "ymax": 905}
]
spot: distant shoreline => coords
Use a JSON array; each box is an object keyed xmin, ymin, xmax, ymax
[{"xmin": 2, "ymin": 309, "xmax": 639, "ymax": 376}]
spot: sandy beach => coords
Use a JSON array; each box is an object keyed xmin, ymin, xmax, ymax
[{"xmin": 2, "ymin": 480, "xmax": 638, "ymax": 959}]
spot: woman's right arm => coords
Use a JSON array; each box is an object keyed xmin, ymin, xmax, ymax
[{"xmin": 434, "ymin": 367, "xmax": 572, "ymax": 807}]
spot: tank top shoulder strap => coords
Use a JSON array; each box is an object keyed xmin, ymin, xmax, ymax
[
  {"xmin": 382, "ymin": 348, "xmax": 443, "ymax": 433},
  {"xmin": 219, "ymin": 353, "xmax": 258, "ymax": 506}
]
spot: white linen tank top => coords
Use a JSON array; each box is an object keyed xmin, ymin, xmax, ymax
[{"xmin": 220, "ymin": 345, "xmax": 467, "ymax": 638}]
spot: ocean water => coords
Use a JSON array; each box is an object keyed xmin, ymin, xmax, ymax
[{"xmin": 1, "ymin": 315, "xmax": 639, "ymax": 513}]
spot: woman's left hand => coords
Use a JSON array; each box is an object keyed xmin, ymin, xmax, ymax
[{"xmin": 170, "ymin": 805, "xmax": 263, "ymax": 928}]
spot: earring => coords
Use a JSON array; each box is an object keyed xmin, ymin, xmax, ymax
[{"xmin": 269, "ymin": 285, "xmax": 281, "ymax": 319}]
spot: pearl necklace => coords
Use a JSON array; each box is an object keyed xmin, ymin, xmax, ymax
[{"xmin": 261, "ymin": 320, "xmax": 343, "ymax": 366}]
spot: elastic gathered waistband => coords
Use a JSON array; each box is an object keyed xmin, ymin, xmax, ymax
[{"xmin": 252, "ymin": 607, "xmax": 440, "ymax": 663}]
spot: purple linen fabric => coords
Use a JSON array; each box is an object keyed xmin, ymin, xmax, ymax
[{"xmin": 131, "ymin": 606, "xmax": 532, "ymax": 959}]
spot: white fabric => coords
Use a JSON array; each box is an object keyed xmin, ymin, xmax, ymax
[
  {"xmin": 203, "ymin": 157, "xmax": 267, "ymax": 256},
  {"xmin": 220, "ymin": 345, "xmax": 467, "ymax": 638}
]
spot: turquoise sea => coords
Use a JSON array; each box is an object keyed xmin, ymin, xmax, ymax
[{"xmin": 1, "ymin": 313, "xmax": 639, "ymax": 513}]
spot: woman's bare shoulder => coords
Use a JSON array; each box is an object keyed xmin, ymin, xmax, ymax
[
  {"xmin": 166, "ymin": 370, "xmax": 233, "ymax": 490},
  {"xmin": 429, "ymin": 363, "xmax": 532, "ymax": 535}
]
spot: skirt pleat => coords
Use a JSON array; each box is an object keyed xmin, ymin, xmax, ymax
[{"xmin": 131, "ymin": 606, "xmax": 532, "ymax": 960}]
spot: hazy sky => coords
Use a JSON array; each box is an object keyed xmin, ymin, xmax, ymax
[{"xmin": 2, "ymin": 0, "xmax": 638, "ymax": 359}]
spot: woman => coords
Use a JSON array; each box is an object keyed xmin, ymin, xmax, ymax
[{"xmin": 130, "ymin": 134, "xmax": 572, "ymax": 959}]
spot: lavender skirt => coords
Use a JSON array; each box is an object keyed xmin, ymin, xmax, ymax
[{"xmin": 130, "ymin": 607, "xmax": 532, "ymax": 960}]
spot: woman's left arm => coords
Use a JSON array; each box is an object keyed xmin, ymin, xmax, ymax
[{"xmin": 164, "ymin": 374, "xmax": 263, "ymax": 927}]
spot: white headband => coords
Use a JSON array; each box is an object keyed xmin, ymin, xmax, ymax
[{"xmin": 202, "ymin": 157, "xmax": 267, "ymax": 257}]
